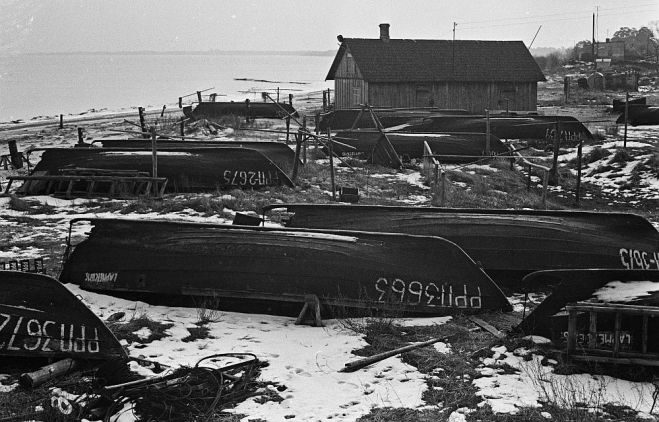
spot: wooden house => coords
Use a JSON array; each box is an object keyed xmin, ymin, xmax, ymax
[{"xmin": 326, "ymin": 24, "xmax": 546, "ymax": 113}]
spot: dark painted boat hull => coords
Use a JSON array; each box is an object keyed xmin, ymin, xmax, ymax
[
  {"xmin": 187, "ymin": 101, "xmax": 299, "ymax": 120},
  {"xmin": 516, "ymin": 269, "xmax": 659, "ymax": 352},
  {"xmin": 93, "ymin": 139, "xmax": 298, "ymax": 174},
  {"xmin": 318, "ymin": 108, "xmax": 469, "ymax": 131},
  {"xmin": 616, "ymin": 106, "xmax": 659, "ymax": 126},
  {"xmin": 60, "ymin": 219, "xmax": 511, "ymax": 315},
  {"xmin": 414, "ymin": 115, "xmax": 593, "ymax": 141},
  {"xmin": 0, "ymin": 271, "xmax": 126, "ymax": 360},
  {"xmin": 264, "ymin": 204, "xmax": 659, "ymax": 289},
  {"xmin": 24, "ymin": 147, "xmax": 293, "ymax": 193},
  {"xmin": 333, "ymin": 130, "xmax": 510, "ymax": 162}
]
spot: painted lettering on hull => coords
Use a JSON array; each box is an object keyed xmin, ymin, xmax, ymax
[
  {"xmin": 619, "ymin": 249, "xmax": 659, "ymax": 270},
  {"xmin": 0, "ymin": 313, "xmax": 100, "ymax": 354},
  {"xmin": 374, "ymin": 277, "xmax": 482, "ymax": 309},
  {"xmin": 223, "ymin": 170, "xmax": 281, "ymax": 187}
]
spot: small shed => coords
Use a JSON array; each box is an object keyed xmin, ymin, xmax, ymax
[{"xmin": 326, "ymin": 24, "xmax": 546, "ymax": 113}]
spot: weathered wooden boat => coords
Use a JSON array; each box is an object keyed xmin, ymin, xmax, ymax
[
  {"xmin": 263, "ymin": 204, "xmax": 659, "ymax": 289},
  {"xmin": 92, "ymin": 139, "xmax": 298, "ymax": 174},
  {"xmin": 59, "ymin": 218, "xmax": 512, "ymax": 315},
  {"xmin": 0, "ymin": 270, "xmax": 126, "ymax": 360},
  {"xmin": 612, "ymin": 97, "xmax": 646, "ymax": 112},
  {"xmin": 318, "ymin": 108, "xmax": 470, "ymax": 131},
  {"xmin": 20, "ymin": 147, "xmax": 293, "ymax": 195},
  {"xmin": 332, "ymin": 130, "xmax": 510, "ymax": 162},
  {"xmin": 615, "ymin": 106, "xmax": 659, "ymax": 126},
  {"xmin": 184, "ymin": 101, "xmax": 298, "ymax": 120},
  {"xmin": 517, "ymin": 269, "xmax": 659, "ymax": 337},
  {"xmin": 413, "ymin": 114, "xmax": 594, "ymax": 141},
  {"xmin": 516, "ymin": 269, "xmax": 659, "ymax": 364}
]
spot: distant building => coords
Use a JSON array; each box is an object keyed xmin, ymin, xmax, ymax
[
  {"xmin": 596, "ymin": 39, "xmax": 626, "ymax": 62},
  {"xmin": 326, "ymin": 24, "xmax": 546, "ymax": 113}
]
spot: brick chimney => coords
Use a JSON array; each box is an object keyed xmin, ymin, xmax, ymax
[{"xmin": 379, "ymin": 23, "xmax": 390, "ymax": 43}]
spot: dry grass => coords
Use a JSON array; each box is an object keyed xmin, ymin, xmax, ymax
[{"xmin": 107, "ymin": 313, "xmax": 174, "ymax": 344}]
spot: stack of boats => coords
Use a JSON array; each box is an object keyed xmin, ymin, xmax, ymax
[{"xmin": 318, "ymin": 107, "xmax": 594, "ymax": 167}]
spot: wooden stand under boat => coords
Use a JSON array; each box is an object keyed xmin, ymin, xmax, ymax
[{"xmin": 59, "ymin": 218, "xmax": 512, "ymax": 316}]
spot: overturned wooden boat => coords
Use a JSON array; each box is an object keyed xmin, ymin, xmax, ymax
[
  {"xmin": 0, "ymin": 271, "xmax": 126, "ymax": 360},
  {"xmin": 59, "ymin": 218, "xmax": 511, "ymax": 315},
  {"xmin": 516, "ymin": 269, "xmax": 659, "ymax": 365},
  {"xmin": 263, "ymin": 204, "xmax": 659, "ymax": 289},
  {"xmin": 332, "ymin": 130, "xmax": 510, "ymax": 162},
  {"xmin": 20, "ymin": 147, "xmax": 293, "ymax": 195},
  {"xmin": 615, "ymin": 106, "xmax": 659, "ymax": 126},
  {"xmin": 413, "ymin": 114, "xmax": 594, "ymax": 141},
  {"xmin": 92, "ymin": 139, "xmax": 299, "ymax": 174},
  {"xmin": 184, "ymin": 101, "xmax": 298, "ymax": 120},
  {"xmin": 318, "ymin": 108, "xmax": 469, "ymax": 131}
]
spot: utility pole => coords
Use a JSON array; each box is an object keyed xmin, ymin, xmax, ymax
[
  {"xmin": 592, "ymin": 13, "xmax": 597, "ymax": 71},
  {"xmin": 452, "ymin": 22, "xmax": 457, "ymax": 76}
]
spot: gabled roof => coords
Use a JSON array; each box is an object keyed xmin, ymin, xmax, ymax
[{"xmin": 326, "ymin": 38, "xmax": 546, "ymax": 83}]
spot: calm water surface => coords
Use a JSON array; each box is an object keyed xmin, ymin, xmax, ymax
[{"xmin": 0, "ymin": 53, "xmax": 333, "ymax": 121}]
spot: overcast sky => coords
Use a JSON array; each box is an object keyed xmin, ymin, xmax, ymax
[{"xmin": 1, "ymin": 0, "xmax": 657, "ymax": 53}]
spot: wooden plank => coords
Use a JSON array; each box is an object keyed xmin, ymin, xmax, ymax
[
  {"xmin": 588, "ymin": 311, "xmax": 597, "ymax": 349},
  {"xmin": 613, "ymin": 312, "xmax": 621, "ymax": 357},
  {"xmin": 567, "ymin": 309, "xmax": 578, "ymax": 354},
  {"xmin": 469, "ymin": 316, "xmax": 505, "ymax": 339},
  {"xmin": 569, "ymin": 354, "xmax": 659, "ymax": 367},
  {"xmin": 642, "ymin": 315, "xmax": 648, "ymax": 354},
  {"xmin": 567, "ymin": 303, "xmax": 659, "ymax": 316}
]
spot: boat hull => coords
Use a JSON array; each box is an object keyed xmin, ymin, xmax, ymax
[
  {"xmin": 333, "ymin": 130, "xmax": 510, "ymax": 162},
  {"xmin": 265, "ymin": 204, "xmax": 659, "ymax": 289},
  {"xmin": 60, "ymin": 219, "xmax": 511, "ymax": 315},
  {"xmin": 0, "ymin": 271, "xmax": 126, "ymax": 360},
  {"xmin": 187, "ymin": 101, "xmax": 298, "ymax": 120},
  {"xmin": 93, "ymin": 139, "xmax": 298, "ymax": 174},
  {"xmin": 24, "ymin": 147, "xmax": 293, "ymax": 194}
]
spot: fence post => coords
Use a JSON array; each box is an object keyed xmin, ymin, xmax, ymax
[
  {"xmin": 8, "ymin": 140, "xmax": 22, "ymax": 169},
  {"xmin": 527, "ymin": 164, "xmax": 532, "ymax": 191},
  {"xmin": 551, "ymin": 121, "xmax": 560, "ymax": 184},
  {"xmin": 576, "ymin": 138, "xmax": 583, "ymax": 207},
  {"xmin": 292, "ymin": 133, "xmax": 301, "ymax": 182},
  {"xmin": 327, "ymin": 126, "xmax": 336, "ymax": 201},
  {"xmin": 178, "ymin": 97, "xmax": 183, "ymax": 108},
  {"xmin": 542, "ymin": 170, "xmax": 549, "ymax": 209},
  {"xmin": 485, "ymin": 109, "xmax": 491, "ymax": 156},
  {"xmin": 440, "ymin": 169, "xmax": 446, "ymax": 206},
  {"xmin": 289, "ymin": 93, "xmax": 293, "ymax": 106},
  {"xmin": 160, "ymin": 105, "xmax": 166, "ymax": 117},
  {"xmin": 77, "ymin": 127, "xmax": 84, "ymax": 145},
  {"xmin": 138, "ymin": 107, "xmax": 148, "ymax": 138},
  {"xmin": 302, "ymin": 116, "xmax": 307, "ymax": 164},
  {"xmin": 196, "ymin": 91, "xmax": 202, "ymax": 103},
  {"xmin": 286, "ymin": 117, "xmax": 291, "ymax": 143},
  {"xmin": 150, "ymin": 127, "xmax": 158, "ymax": 197},
  {"xmin": 59, "ymin": 114, "xmax": 64, "ymax": 129},
  {"xmin": 623, "ymin": 91, "xmax": 629, "ymax": 149},
  {"xmin": 180, "ymin": 120, "xmax": 185, "ymax": 141}
]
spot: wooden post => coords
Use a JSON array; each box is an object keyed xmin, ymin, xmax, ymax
[
  {"xmin": 322, "ymin": 91, "xmax": 327, "ymax": 110},
  {"xmin": 292, "ymin": 133, "xmax": 301, "ymax": 182},
  {"xmin": 138, "ymin": 107, "xmax": 148, "ymax": 138},
  {"xmin": 302, "ymin": 116, "xmax": 307, "ymax": 164},
  {"xmin": 196, "ymin": 90, "xmax": 202, "ymax": 103},
  {"xmin": 160, "ymin": 105, "xmax": 166, "ymax": 117},
  {"xmin": 527, "ymin": 164, "xmax": 532, "ymax": 190},
  {"xmin": 285, "ymin": 117, "xmax": 291, "ymax": 143},
  {"xmin": 8, "ymin": 140, "xmax": 22, "ymax": 169},
  {"xmin": 485, "ymin": 109, "xmax": 491, "ymax": 156},
  {"xmin": 613, "ymin": 312, "xmax": 621, "ymax": 357},
  {"xmin": 289, "ymin": 93, "xmax": 293, "ymax": 106},
  {"xmin": 180, "ymin": 120, "xmax": 185, "ymax": 141},
  {"xmin": 150, "ymin": 127, "xmax": 158, "ymax": 197},
  {"xmin": 551, "ymin": 121, "xmax": 560, "ymax": 184},
  {"xmin": 327, "ymin": 127, "xmax": 336, "ymax": 201},
  {"xmin": 563, "ymin": 76, "xmax": 570, "ymax": 103},
  {"xmin": 77, "ymin": 127, "xmax": 84, "ymax": 145},
  {"xmin": 541, "ymin": 171, "xmax": 548, "ymax": 209},
  {"xmin": 440, "ymin": 170, "xmax": 446, "ymax": 206},
  {"xmin": 245, "ymin": 99, "xmax": 251, "ymax": 123},
  {"xmin": 178, "ymin": 97, "xmax": 183, "ymax": 108},
  {"xmin": 276, "ymin": 87, "xmax": 280, "ymax": 103},
  {"xmin": 623, "ymin": 91, "xmax": 629, "ymax": 149},
  {"xmin": 576, "ymin": 139, "xmax": 583, "ymax": 206},
  {"xmin": 59, "ymin": 114, "xmax": 64, "ymax": 129},
  {"xmin": 20, "ymin": 358, "xmax": 78, "ymax": 388}
]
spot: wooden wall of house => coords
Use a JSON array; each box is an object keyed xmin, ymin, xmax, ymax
[
  {"xmin": 365, "ymin": 81, "xmax": 538, "ymax": 113},
  {"xmin": 333, "ymin": 49, "xmax": 369, "ymax": 109}
]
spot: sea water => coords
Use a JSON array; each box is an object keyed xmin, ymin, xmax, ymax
[{"xmin": 0, "ymin": 52, "xmax": 334, "ymax": 122}]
